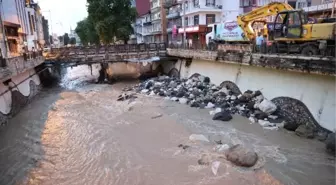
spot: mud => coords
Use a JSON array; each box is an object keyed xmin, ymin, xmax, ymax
[{"xmin": 0, "ymin": 65, "xmax": 334, "ymax": 185}]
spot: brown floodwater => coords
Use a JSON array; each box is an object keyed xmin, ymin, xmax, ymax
[{"xmin": 0, "ymin": 65, "xmax": 334, "ymax": 185}]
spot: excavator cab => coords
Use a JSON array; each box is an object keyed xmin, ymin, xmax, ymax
[{"xmin": 273, "ymin": 10, "xmax": 307, "ymax": 39}]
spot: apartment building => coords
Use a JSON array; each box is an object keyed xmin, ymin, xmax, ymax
[
  {"xmin": 165, "ymin": 0, "xmax": 182, "ymax": 45},
  {"xmin": 178, "ymin": 0, "xmax": 223, "ymax": 46},
  {"xmin": 1, "ymin": 0, "xmax": 29, "ymax": 57},
  {"xmin": 239, "ymin": 0, "xmax": 299, "ymax": 13},
  {"xmin": 301, "ymin": 0, "xmax": 335, "ymax": 18},
  {"xmin": 26, "ymin": 2, "xmax": 45, "ymax": 50}
]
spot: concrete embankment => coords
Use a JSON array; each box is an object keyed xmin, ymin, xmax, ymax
[{"xmin": 0, "ymin": 56, "xmax": 47, "ymax": 125}]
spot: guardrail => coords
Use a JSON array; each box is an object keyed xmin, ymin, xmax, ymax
[
  {"xmin": 168, "ymin": 41, "xmax": 336, "ymax": 58},
  {"xmin": 48, "ymin": 43, "xmax": 167, "ymax": 58}
]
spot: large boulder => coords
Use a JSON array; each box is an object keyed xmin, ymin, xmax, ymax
[
  {"xmin": 295, "ymin": 125, "xmax": 315, "ymax": 139},
  {"xmin": 283, "ymin": 121, "xmax": 299, "ymax": 131},
  {"xmin": 325, "ymin": 133, "xmax": 335, "ymax": 155},
  {"xmin": 212, "ymin": 111, "xmax": 232, "ymax": 121},
  {"xmin": 226, "ymin": 144, "xmax": 258, "ymax": 167},
  {"xmin": 258, "ymin": 99, "xmax": 277, "ymax": 114}
]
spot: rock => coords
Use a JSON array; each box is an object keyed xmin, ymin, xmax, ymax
[
  {"xmin": 209, "ymin": 108, "xmax": 222, "ymax": 115},
  {"xmin": 219, "ymin": 103, "xmax": 230, "ymax": 109},
  {"xmin": 154, "ymin": 82, "xmax": 163, "ymax": 87},
  {"xmin": 211, "ymin": 161, "xmax": 221, "ymax": 175},
  {"xmin": 316, "ymin": 131, "xmax": 329, "ymax": 141},
  {"xmin": 158, "ymin": 91, "xmax": 165, "ymax": 96},
  {"xmin": 258, "ymin": 120, "xmax": 275, "ymax": 127},
  {"xmin": 145, "ymin": 80, "xmax": 154, "ymax": 89},
  {"xmin": 247, "ymin": 101, "xmax": 255, "ymax": 110},
  {"xmin": 295, "ymin": 125, "xmax": 315, "ymax": 139},
  {"xmin": 268, "ymin": 115, "xmax": 278, "ymax": 120},
  {"xmin": 189, "ymin": 94, "xmax": 195, "ymax": 99},
  {"xmin": 212, "ymin": 111, "xmax": 232, "ymax": 121},
  {"xmin": 141, "ymin": 89, "xmax": 149, "ymax": 94},
  {"xmin": 254, "ymin": 111, "xmax": 269, "ymax": 120},
  {"xmin": 258, "ymin": 99, "xmax": 277, "ymax": 114},
  {"xmin": 230, "ymin": 95, "xmax": 237, "ymax": 100},
  {"xmin": 255, "ymin": 95, "xmax": 264, "ymax": 103},
  {"xmin": 190, "ymin": 101, "xmax": 200, "ymax": 107},
  {"xmin": 284, "ymin": 121, "xmax": 299, "ymax": 131},
  {"xmin": 189, "ymin": 134, "xmax": 210, "ymax": 142},
  {"xmin": 149, "ymin": 91, "xmax": 156, "ymax": 96},
  {"xmin": 205, "ymin": 102, "xmax": 215, "ymax": 109},
  {"xmin": 169, "ymin": 81, "xmax": 177, "ymax": 88},
  {"xmin": 179, "ymin": 98, "xmax": 188, "ymax": 104},
  {"xmin": 199, "ymin": 103, "xmax": 206, "ymax": 109},
  {"xmin": 325, "ymin": 133, "xmax": 335, "ymax": 155},
  {"xmin": 226, "ymin": 144, "xmax": 258, "ymax": 167},
  {"xmin": 164, "ymin": 96, "xmax": 170, "ymax": 100},
  {"xmin": 198, "ymin": 154, "xmax": 211, "ymax": 165},
  {"xmin": 214, "ymin": 144, "xmax": 230, "ymax": 152},
  {"xmin": 170, "ymin": 97, "xmax": 178, "ymax": 101},
  {"xmin": 253, "ymin": 90, "xmax": 262, "ymax": 97},
  {"xmin": 249, "ymin": 117, "xmax": 257, "ymax": 123},
  {"xmin": 203, "ymin": 77, "xmax": 210, "ymax": 83}
]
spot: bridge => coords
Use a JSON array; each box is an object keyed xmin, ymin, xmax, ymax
[{"xmin": 45, "ymin": 43, "xmax": 171, "ymax": 66}]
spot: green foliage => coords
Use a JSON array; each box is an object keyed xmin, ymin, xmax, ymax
[
  {"xmin": 86, "ymin": 0, "xmax": 137, "ymax": 44},
  {"xmin": 63, "ymin": 33, "xmax": 70, "ymax": 45},
  {"xmin": 75, "ymin": 18, "xmax": 100, "ymax": 45},
  {"xmin": 70, "ymin": 37, "xmax": 76, "ymax": 45}
]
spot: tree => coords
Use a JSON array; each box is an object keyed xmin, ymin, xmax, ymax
[
  {"xmin": 75, "ymin": 18, "xmax": 100, "ymax": 45},
  {"xmin": 63, "ymin": 33, "xmax": 70, "ymax": 45},
  {"xmin": 70, "ymin": 37, "xmax": 76, "ymax": 45},
  {"xmin": 87, "ymin": 0, "xmax": 137, "ymax": 44}
]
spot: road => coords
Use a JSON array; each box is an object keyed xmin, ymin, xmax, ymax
[{"xmin": 0, "ymin": 65, "xmax": 334, "ymax": 185}]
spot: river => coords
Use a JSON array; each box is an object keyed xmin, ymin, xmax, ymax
[{"xmin": 0, "ymin": 65, "xmax": 334, "ymax": 185}]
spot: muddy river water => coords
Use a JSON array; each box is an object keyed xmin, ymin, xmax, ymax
[{"xmin": 0, "ymin": 65, "xmax": 334, "ymax": 185}]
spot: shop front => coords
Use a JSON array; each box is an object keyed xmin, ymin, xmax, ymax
[{"xmin": 178, "ymin": 25, "xmax": 207, "ymax": 49}]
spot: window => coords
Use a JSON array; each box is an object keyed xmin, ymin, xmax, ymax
[
  {"xmin": 184, "ymin": 1, "xmax": 188, "ymax": 10},
  {"xmin": 206, "ymin": 0, "xmax": 215, "ymax": 6},
  {"xmin": 193, "ymin": 0, "xmax": 199, "ymax": 7},
  {"xmin": 184, "ymin": 17, "xmax": 188, "ymax": 26},
  {"xmin": 288, "ymin": 12, "xmax": 301, "ymax": 25},
  {"xmin": 239, "ymin": 0, "xmax": 251, "ymax": 7},
  {"xmin": 28, "ymin": 11, "xmax": 33, "ymax": 34},
  {"xmin": 206, "ymin": 14, "xmax": 215, "ymax": 24},
  {"xmin": 31, "ymin": 15, "xmax": 36, "ymax": 32},
  {"xmin": 193, "ymin": 15, "xmax": 199, "ymax": 25}
]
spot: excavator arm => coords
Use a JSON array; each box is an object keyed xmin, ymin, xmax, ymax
[{"xmin": 237, "ymin": 2, "xmax": 294, "ymax": 41}]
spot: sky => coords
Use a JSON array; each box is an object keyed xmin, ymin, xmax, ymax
[{"xmin": 37, "ymin": 0, "xmax": 88, "ymax": 36}]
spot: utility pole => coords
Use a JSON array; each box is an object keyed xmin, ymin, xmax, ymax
[
  {"xmin": 181, "ymin": 0, "xmax": 186, "ymax": 48},
  {"xmin": 332, "ymin": 0, "xmax": 335, "ymax": 18}
]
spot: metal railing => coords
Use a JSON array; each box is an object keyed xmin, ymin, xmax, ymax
[{"xmin": 48, "ymin": 43, "xmax": 167, "ymax": 58}]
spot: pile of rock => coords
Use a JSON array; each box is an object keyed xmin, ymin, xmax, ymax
[{"xmin": 132, "ymin": 75, "xmax": 281, "ymax": 128}]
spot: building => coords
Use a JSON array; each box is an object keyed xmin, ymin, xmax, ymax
[
  {"xmin": 26, "ymin": 1, "xmax": 45, "ymax": 51},
  {"xmin": 165, "ymin": 0, "xmax": 182, "ymax": 45},
  {"xmin": 42, "ymin": 16, "xmax": 50, "ymax": 46},
  {"xmin": 301, "ymin": 0, "xmax": 335, "ymax": 18},
  {"xmin": 179, "ymin": 0, "xmax": 223, "ymax": 47},
  {"xmin": 239, "ymin": 0, "xmax": 298, "ymax": 13},
  {"xmin": 1, "ymin": 0, "xmax": 30, "ymax": 57},
  {"xmin": 134, "ymin": 0, "xmax": 151, "ymax": 43}
]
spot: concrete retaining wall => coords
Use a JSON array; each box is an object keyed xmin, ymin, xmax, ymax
[
  {"xmin": 162, "ymin": 59, "xmax": 335, "ymax": 132},
  {"xmin": 0, "ymin": 66, "xmax": 42, "ymax": 125}
]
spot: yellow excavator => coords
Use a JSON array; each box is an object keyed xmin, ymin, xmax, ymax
[{"xmin": 236, "ymin": 2, "xmax": 335, "ymax": 56}]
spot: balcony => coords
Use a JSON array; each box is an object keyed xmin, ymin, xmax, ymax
[
  {"xmin": 167, "ymin": 12, "xmax": 180, "ymax": 19},
  {"xmin": 164, "ymin": 0, "xmax": 180, "ymax": 8},
  {"xmin": 302, "ymin": 2, "xmax": 336, "ymax": 13}
]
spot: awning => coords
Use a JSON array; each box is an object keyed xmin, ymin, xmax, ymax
[{"xmin": 3, "ymin": 21, "xmax": 21, "ymax": 28}]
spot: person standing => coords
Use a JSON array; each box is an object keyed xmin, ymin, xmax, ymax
[{"xmin": 256, "ymin": 32, "xmax": 264, "ymax": 52}]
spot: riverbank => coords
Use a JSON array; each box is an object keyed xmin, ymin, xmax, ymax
[{"xmin": 0, "ymin": 80, "xmax": 334, "ymax": 185}]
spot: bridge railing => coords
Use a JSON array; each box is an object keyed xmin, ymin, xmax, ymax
[{"xmin": 49, "ymin": 43, "xmax": 167, "ymax": 58}]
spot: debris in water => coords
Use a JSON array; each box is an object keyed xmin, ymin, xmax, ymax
[
  {"xmin": 214, "ymin": 144, "xmax": 230, "ymax": 152},
  {"xmin": 211, "ymin": 161, "xmax": 221, "ymax": 175},
  {"xmin": 189, "ymin": 134, "xmax": 210, "ymax": 142},
  {"xmin": 117, "ymin": 92, "xmax": 137, "ymax": 101},
  {"xmin": 151, "ymin": 114, "xmax": 163, "ymax": 119}
]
